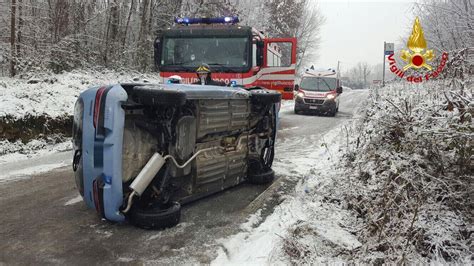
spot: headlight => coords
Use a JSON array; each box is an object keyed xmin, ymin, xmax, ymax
[
  {"xmin": 297, "ymin": 92, "xmax": 305, "ymax": 98},
  {"xmin": 326, "ymin": 94, "xmax": 335, "ymax": 100}
]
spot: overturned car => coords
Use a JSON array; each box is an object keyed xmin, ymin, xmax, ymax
[{"xmin": 72, "ymin": 83, "xmax": 280, "ymax": 229}]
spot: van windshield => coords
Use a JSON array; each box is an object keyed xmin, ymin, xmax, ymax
[{"xmin": 300, "ymin": 77, "xmax": 337, "ymax": 92}]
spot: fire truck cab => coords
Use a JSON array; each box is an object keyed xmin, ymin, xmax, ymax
[{"xmin": 154, "ymin": 16, "xmax": 297, "ymax": 100}]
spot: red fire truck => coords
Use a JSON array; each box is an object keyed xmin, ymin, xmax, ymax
[{"xmin": 154, "ymin": 16, "xmax": 297, "ymax": 100}]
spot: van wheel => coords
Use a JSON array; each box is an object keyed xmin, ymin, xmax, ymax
[
  {"xmin": 128, "ymin": 201, "xmax": 181, "ymax": 230},
  {"xmin": 133, "ymin": 86, "xmax": 186, "ymax": 106}
]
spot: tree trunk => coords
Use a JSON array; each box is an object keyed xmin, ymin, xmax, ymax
[
  {"xmin": 123, "ymin": 0, "xmax": 135, "ymax": 48},
  {"xmin": 137, "ymin": 0, "xmax": 150, "ymax": 70},
  {"xmin": 17, "ymin": 0, "xmax": 22, "ymax": 59},
  {"xmin": 10, "ymin": 0, "xmax": 16, "ymax": 77}
]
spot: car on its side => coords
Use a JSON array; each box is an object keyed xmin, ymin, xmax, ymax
[
  {"xmin": 72, "ymin": 83, "xmax": 280, "ymax": 229},
  {"xmin": 294, "ymin": 73, "xmax": 343, "ymax": 116}
]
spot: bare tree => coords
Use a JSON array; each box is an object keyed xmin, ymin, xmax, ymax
[
  {"xmin": 358, "ymin": 62, "xmax": 371, "ymax": 86},
  {"xmin": 0, "ymin": 1, "xmax": 324, "ymax": 75},
  {"xmin": 295, "ymin": 0, "xmax": 325, "ymax": 74},
  {"xmin": 414, "ymin": 0, "xmax": 473, "ymax": 52},
  {"xmin": 10, "ymin": 0, "xmax": 16, "ymax": 77}
]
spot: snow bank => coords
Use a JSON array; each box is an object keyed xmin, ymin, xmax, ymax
[
  {"xmin": 0, "ymin": 69, "xmax": 160, "ymax": 119},
  {"xmin": 338, "ymin": 80, "xmax": 472, "ymax": 263},
  {"xmin": 0, "ymin": 69, "xmax": 161, "ymax": 160},
  {"xmin": 213, "ymin": 77, "xmax": 472, "ymax": 264}
]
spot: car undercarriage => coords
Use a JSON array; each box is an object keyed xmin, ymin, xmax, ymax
[{"xmin": 73, "ymin": 83, "xmax": 280, "ymax": 229}]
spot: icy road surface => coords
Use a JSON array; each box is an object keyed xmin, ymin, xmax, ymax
[{"xmin": 0, "ymin": 89, "xmax": 368, "ymax": 264}]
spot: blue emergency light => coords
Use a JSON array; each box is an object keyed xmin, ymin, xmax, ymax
[{"xmin": 175, "ymin": 16, "xmax": 239, "ymax": 25}]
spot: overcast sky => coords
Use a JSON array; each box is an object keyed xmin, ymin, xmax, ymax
[{"xmin": 316, "ymin": 0, "xmax": 417, "ymax": 71}]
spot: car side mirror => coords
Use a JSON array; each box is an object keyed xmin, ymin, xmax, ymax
[
  {"xmin": 154, "ymin": 36, "xmax": 162, "ymax": 70},
  {"xmin": 256, "ymin": 40, "xmax": 264, "ymax": 67},
  {"xmin": 336, "ymin": 86, "xmax": 343, "ymax": 94},
  {"xmin": 294, "ymin": 84, "xmax": 299, "ymax": 91}
]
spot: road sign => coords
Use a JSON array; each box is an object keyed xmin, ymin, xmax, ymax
[{"xmin": 384, "ymin": 42, "xmax": 394, "ymax": 55}]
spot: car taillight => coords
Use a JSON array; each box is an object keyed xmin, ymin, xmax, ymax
[
  {"xmin": 93, "ymin": 178, "xmax": 105, "ymax": 218},
  {"xmin": 93, "ymin": 87, "xmax": 107, "ymax": 128}
]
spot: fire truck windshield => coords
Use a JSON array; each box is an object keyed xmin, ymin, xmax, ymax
[
  {"xmin": 161, "ymin": 37, "xmax": 250, "ymax": 71},
  {"xmin": 300, "ymin": 77, "xmax": 337, "ymax": 92}
]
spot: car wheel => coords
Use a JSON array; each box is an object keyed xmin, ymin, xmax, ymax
[
  {"xmin": 133, "ymin": 86, "xmax": 186, "ymax": 106},
  {"xmin": 248, "ymin": 87, "xmax": 282, "ymax": 104},
  {"xmin": 247, "ymin": 168, "xmax": 275, "ymax": 184},
  {"xmin": 128, "ymin": 201, "xmax": 181, "ymax": 230}
]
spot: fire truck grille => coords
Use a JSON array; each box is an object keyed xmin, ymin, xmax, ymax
[{"xmin": 304, "ymin": 98, "xmax": 325, "ymax": 105}]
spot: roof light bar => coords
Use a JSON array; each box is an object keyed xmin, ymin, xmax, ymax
[{"xmin": 175, "ymin": 16, "xmax": 239, "ymax": 25}]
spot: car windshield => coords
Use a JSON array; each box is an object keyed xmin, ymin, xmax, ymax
[
  {"xmin": 161, "ymin": 37, "xmax": 249, "ymax": 68},
  {"xmin": 300, "ymin": 77, "xmax": 337, "ymax": 92}
]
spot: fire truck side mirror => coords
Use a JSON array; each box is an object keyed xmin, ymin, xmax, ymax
[
  {"xmin": 256, "ymin": 41, "xmax": 264, "ymax": 67},
  {"xmin": 154, "ymin": 37, "xmax": 162, "ymax": 70}
]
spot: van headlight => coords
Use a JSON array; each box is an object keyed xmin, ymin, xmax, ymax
[
  {"xmin": 297, "ymin": 92, "xmax": 305, "ymax": 98},
  {"xmin": 326, "ymin": 94, "xmax": 335, "ymax": 100}
]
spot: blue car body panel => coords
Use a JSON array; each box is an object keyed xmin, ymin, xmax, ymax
[
  {"xmin": 102, "ymin": 85, "xmax": 127, "ymax": 222},
  {"xmin": 79, "ymin": 86, "xmax": 102, "ymax": 210},
  {"xmin": 78, "ymin": 85, "xmax": 127, "ymax": 221}
]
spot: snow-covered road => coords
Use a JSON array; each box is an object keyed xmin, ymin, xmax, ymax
[{"xmin": 0, "ymin": 89, "xmax": 368, "ymax": 264}]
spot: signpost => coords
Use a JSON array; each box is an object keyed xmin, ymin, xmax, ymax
[{"xmin": 382, "ymin": 42, "xmax": 394, "ymax": 87}]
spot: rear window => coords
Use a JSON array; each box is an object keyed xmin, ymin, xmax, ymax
[{"xmin": 72, "ymin": 98, "xmax": 84, "ymax": 148}]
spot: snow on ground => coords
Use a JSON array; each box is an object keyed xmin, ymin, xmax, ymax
[
  {"xmin": 0, "ymin": 69, "xmax": 160, "ymax": 119},
  {"xmin": 0, "ymin": 69, "xmax": 160, "ymax": 166},
  {"xmin": 0, "ymin": 149, "xmax": 71, "ymax": 183},
  {"xmin": 0, "ymin": 137, "xmax": 72, "ymax": 162},
  {"xmin": 0, "ymin": 161, "xmax": 68, "ymax": 183},
  {"xmin": 212, "ymin": 120, "xmax": 362, "ymax": 264},
  {"xmin": 64, "ymin": 194, "xmax": 83, "ymax": 206}
]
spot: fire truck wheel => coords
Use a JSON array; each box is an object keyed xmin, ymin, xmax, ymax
[
  {"xmin": 133, "ymin": 86, "xmax": 186, "ymax": 106},
  {"xmin": 128, "ymin": 201, "xmax": 181, "ymax": 230},
  {"xmin": 249, "ymin": 89, "xmax": 281, "ymax": 104}
]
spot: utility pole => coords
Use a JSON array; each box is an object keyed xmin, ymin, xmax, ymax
[
  {"xmin": 337, "ymin": 61, "xmax": 340, "ymax": 77},
  {"xmin": 382, "ymin": 41, "xmax": 386, "ymax": 87}
]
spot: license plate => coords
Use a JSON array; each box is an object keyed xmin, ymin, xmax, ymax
[{"xmin": 309, "ymin": 106, "xmax": 318, "ymax": 110}]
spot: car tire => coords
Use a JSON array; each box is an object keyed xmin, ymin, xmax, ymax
[
  {"xmin": 133, "ymin": 86, "xmax": 186, "ymax": 106},
  {"xmin": 247, "ymin": 168, "xmax": 275, "ymax": 184},
  {"xmin": 248, "ymin": 88, "xmax": 281, "ymax": 104},
  {"xmin": 128, "ymin": 201, "xmax": 181, "ymax": 230}
]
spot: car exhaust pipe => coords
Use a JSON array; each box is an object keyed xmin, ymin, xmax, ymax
[
  {"xmin": 122, "ymin": 147, "xmax": 224, "ymax": 214},
  {"xmin": 130, "ymin": 152, "xmax": 166, "ymax": 196},
  {"xmin": 122, "ymin": 152, "xmax": 165, "ymax": 213}
]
